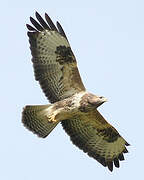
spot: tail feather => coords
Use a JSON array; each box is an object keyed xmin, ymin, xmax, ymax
[{"xmin": 22, "ymin": 104, "xmax": 59, "ymax": 138}]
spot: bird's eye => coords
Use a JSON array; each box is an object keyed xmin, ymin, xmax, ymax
[{"xmin": 99, "ymin": 96, "xmax": 103, "ymax": 99}]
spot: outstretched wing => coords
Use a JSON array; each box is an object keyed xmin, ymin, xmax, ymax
[
  {"xmin": 27, "ymin": 12, "xmax": 85, "ymax": 103},
  {"xmin": 61, "ymin": 110, "xmax": 129, "ymax": 172}
]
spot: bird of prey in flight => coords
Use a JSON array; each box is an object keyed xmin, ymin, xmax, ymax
[{"xmin": 22, "ymin": 12, "xmax": 129, "ymax": 172}]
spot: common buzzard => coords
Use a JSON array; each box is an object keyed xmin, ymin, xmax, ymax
[{"xmin": 22, "ymin": 12, "xmax": 129, "ymax": 172}]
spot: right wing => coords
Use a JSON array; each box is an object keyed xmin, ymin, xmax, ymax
[
  {"xmin": 27, "ymin": 12, "xmax": 85, "ymax": 103},
  {"xmin": 61, "ymin": 109, "xmax": 129, "ymax": 171}
]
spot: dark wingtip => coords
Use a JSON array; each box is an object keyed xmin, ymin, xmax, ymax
[
  {"xmin": 30, "ymin": 16, "xmax": 44, "ymax": 31},
  {"xmin": 27, "ymin": 12, "xmax": 68, "ymax": 40},
  {"xmin": 35, "ymin": 11, "xmax": 41, "ymax": 20},
  {"xmin": 26, "ymin": 24, "xmax": 37, "ymax": 31},
  {"xmin": 125, "ymin": 142, "xmax": 130, "ymax": 146},
  {"xmin": 45, "ymin": 12, "xmax": 49, "ymax": 18},
  {"xmin": 118, "ymin": 153, "xmax": 125, "ymax": 161},
  {"xmin": 123, "ymin": 147, "xmax": 128, "ymax": 153},
  {"xmin": 35, "ymin": 11, "xmax": 50, "ymax": 30},
  {"xmin": 27, "ymin": 31, "xmax": 32, "ymax": 37},
  {"xmin": 45, "ymin": 13, "xmax": 57, "ymax": 31},
  {"xmin": 107, "ymin": 161, "xmax": 113, "ymax": 172},
  {"xmin": 30, "ymin": 16, "xmax": 34, "ymax": 22},
  {"xmin": 35, "ymin": 11, "xmax": 39, "ymax": 16},
  {"xmin": 56, "ymin": 21, "xmax": 67, "ymax": 39},
  {"xmin": 26, "ymin": 24, "xmax": 31, "ymax": 29},
  {"xmin": 114, "ymin": 158, "xmax": 120, "ymax": 168},
  {"xmin": 101, "ymin": 158, "xmax": 107, "ymax": 167}
]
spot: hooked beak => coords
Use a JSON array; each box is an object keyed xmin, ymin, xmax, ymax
[{"xmin": 102, "ymin": 97, "xmax": 108, "ymax": 102}]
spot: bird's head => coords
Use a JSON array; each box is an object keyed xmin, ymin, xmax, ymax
[
  {"xmin": 79, "ymin": 93, "xmax": 108, "ymax": 112},
  {"xmin": 87, "ymin": 94, "xmax": 107, "ymax": 108}
]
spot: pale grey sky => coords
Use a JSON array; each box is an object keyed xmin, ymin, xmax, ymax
[{"xmin": 1, "ymin": 0, "xmax": 143, "ymax": 179}]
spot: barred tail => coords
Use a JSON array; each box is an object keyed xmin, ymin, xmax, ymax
[{"xmin": 22, "ymin": 105, "xmax": 59, "ymax": 138}]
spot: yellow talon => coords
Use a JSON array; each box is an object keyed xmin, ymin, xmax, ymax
[{"xmin": 47, "ymin": 114, "xmax": 57, "ymax": 123}]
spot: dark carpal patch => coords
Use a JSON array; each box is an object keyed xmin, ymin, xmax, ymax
[
  {"xmin": 97, "ymin": 127, "xmax": 120, "ymax": 142},
  {"xmin": 55, "ymin": 45, "xmax": 76, "ymax": 64}
]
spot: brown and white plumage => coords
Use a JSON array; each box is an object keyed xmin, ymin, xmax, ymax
[
  {"xmin": 27, "ymin": 12, "xmax": 85, "ymax": 103},
  {"xmin": 22, "ymin": 12, "xmax": 130, "ymax": 172}
]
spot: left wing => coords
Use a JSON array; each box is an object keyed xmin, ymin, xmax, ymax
[
  {"xmin": 61, "ymin": 110, "xmax": 129, "ymax": 172},
  {"xmin": 27, "ymin": 12, "xmax": 85, "ymax": 103}
]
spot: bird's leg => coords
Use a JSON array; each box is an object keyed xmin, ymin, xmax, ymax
[
  {"xmin": 46, "ymin": 112, "xmax": 58, "ymax": 123},
  {"xmin": 45, "ymin": 98, "xmax": 77, "ymax": 123},
  {"xmin": 46, "ymin": 107, "xmax": 74, "ymax": 123},
  {"xmin": 46, "ymin": 107, "xmax": 68, "ymax": 123}
]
